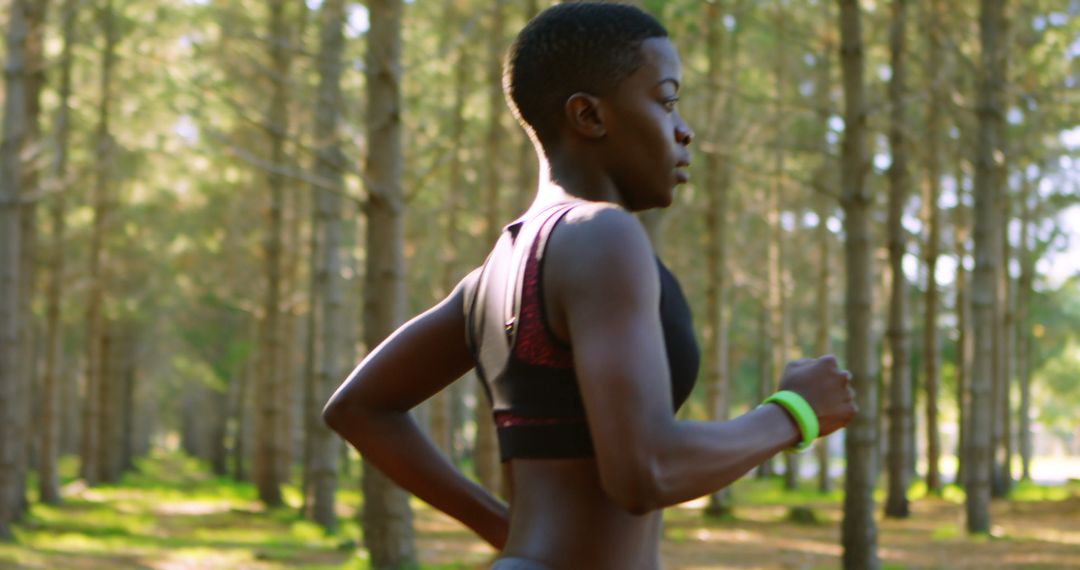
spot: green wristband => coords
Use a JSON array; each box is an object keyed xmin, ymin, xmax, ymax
[{"xmin": 762, "ymin": 390, "xmax": 819, "ymax": 453}]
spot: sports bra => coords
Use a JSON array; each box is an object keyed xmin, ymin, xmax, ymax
[{"xmin": 463, "ymin": 202, "xmax": 700, "ymax": 461}]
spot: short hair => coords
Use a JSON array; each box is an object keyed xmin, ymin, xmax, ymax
[{"xmin": 504, "ymin": 2, "xmax": 669, "ymax": 147}]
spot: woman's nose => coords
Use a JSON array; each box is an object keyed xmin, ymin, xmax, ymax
[{"xmin": 677, "ymin": 123, "xmax": 693, "ymax": 146}]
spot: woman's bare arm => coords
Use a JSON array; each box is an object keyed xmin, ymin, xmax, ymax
[
  {"xmin": 548, "ymin": 204, "xmax": 856, "ymax": 514},
  {"xmin": 322, "ymin": 278, "xmax": 509, "ymax": 548}
]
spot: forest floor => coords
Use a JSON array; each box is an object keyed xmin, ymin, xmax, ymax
[{"xmin": 1, "ymin": 452, "xmax": 1079, "ymax": 569}]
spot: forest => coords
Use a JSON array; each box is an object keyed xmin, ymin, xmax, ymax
[{"xmin": 0, "ymin": 0, "xmax": 1078, "ymax": 568}]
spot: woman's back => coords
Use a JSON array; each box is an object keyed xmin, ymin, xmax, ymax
[{"xmin": 469, "ymin": 200, "xmax": 694, "ymax": 568}]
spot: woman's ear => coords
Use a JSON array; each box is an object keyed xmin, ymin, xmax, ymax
[{"xmin": 564, "ymin": 92, "xmax": 606, "ymax": 139}]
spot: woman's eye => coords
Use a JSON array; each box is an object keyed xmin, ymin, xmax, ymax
[{"xmin": 663, "ymin": 97, "xmax": 679, "ymax": 111}]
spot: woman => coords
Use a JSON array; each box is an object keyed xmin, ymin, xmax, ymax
[{"xmin": 323, "ymin": 4, "xmax": 857, "ymax": 569}]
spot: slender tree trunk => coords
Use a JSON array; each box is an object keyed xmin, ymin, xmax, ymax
[
  {"xmin": 770, "ymin": 4, "xmax": 800, "ymax": 492},
  {"xmin": 255, "ymin": 0, "xmax": 294, "ymax": 508},
  {"xmin": 837, "ymin": 0, "xmax": 880, "ymax": 566},
  {"xmin": 430, "ymin": 20, "xmax": 470, "ymax": 458},
  {"xmin": 814, "ymin": 0, "xmax": 835, "ymax": 495},
  {"xmin": 954, "ymin": 155, "xmax": 973, "ymax": 487},
  {"xmin": 814, "ymin": 197, "xmax": 833, "ymax": 494},
  {"xmin": 12, "ymin": 0, "xmax": 48, "ymax": 519},
  {"xmin": 1016, "ymin": 173, "xmax": 1034, "ymax": 482},
  {"xmin": 81, "ymin": 0, "xmax": 118, "ymax": 488},
  {"xmin": 39, "ymin": 0, "xmax": 77, "ymax": 507},
  {"xmin": 475, "ymin": 0, "xmax": 505, "ymax": 497},
  {"xmin": 97, "ymin": 325, "xmax": 119, "ymax": 482},
  {"xmin": 921, "ymin": 0, "xmax": 944, "ymax": 496},
  {"xmin": 993, "ymin": 182, "xmax": 1014, "ymax": 497},
  {"xmin": 307, "ymin": 0, "xmax": 346, "ymax": 531},
  {"xmin": 884, "ymin": 0, "xmax": 912, "ymax": 520},
  {"xmin": 703, "ymin": 0, "xmax": 733, "ymax": 517},
  {"xmin": 0, "ymin": 0, "xmax": 30, "ymax": 541},
  {"xmin": 233, "ymin": 358, "xmax": 254, "ymax": 482},
  {"xmin": 362, "ymin": 1, "xmax": 417, "ymax": 566},
  {"xmin": 756, "ymin": 303, "xmax": 774, "ymax": 479},
  {"xmin": 967, "ymin": 0, "xmax": 1007, "ymax": 535}
]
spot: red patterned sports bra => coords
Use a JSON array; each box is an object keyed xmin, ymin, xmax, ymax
[{"xmin": 463, "ymin": 202, "xmax": 699, "ymax": 461}]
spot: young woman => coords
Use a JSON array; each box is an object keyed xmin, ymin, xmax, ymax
[{"xmin": 323, "ymin": 4, "xmax": 857, "ymax": 569}]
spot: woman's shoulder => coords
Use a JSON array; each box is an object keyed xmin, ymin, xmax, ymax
[
  {"xmin": 556, "ymin": 201, "xmax": 650, "ymax": 252},
  {"xmin": 547, "ymin": 202, "xmax": 658, "ymax": 293}
]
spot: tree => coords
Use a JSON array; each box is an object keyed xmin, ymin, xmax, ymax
[
  {"xmin": 884, "ymin": 0, "xmax": 912, "ymax": 520},
  {"xmin": 39, "ymin": 0, "xmax": 78, "ymax": 506},
  {"xmin": 361, "ymin": 0, "xmax": 417, "ymax": 566},
  {"xmin": 967, "ymin": 0, "xmax": 1007, "ymax": 535},
  {"xmin": 306, "ymin": 0, "xmax": 346, "ymax": 531},
  {"xmin": 0, "ymin": 0, "xmax": 31, "ymax": 541},
  {"xmin": 475, "ymin": 0, "xmax": 505, "ymax": 496},
  {"xmin": 837, "ymin": 0, "xmax": 880, "ymax": 566},
  {"xmin": 254, "ymin": 0, "xmax": 294, "ymax": 508},
  {"xmin": 920, "ymin": 0, "xmax": 945, "ymax": 497},
  {"xmin": 81, "ymin": 0, "xmax": 119, "ymax": 487}
]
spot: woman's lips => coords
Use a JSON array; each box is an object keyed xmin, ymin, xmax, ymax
[{"xmin": 675, "ymin": 162, "xmax": 691, "ymax": 184}]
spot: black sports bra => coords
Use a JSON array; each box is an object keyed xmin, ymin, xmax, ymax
[{"xmin": 464, "ymin": 203, "xmax": 700, "ymax": 461}]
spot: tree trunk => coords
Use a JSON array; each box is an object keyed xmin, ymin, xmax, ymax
[
  {"xmin": 233, "ymin": 358, "xmax": 254, "ymax": 482},
  {"xmin": 770, "ymin": 3, "xmax": 799, "ymax": 492},
  {"xmin": 97, "ymin": 325, "xmax": 119, "ymax": 483},
  {"xmin": 12, "ymin": 0, "xmax": 48, "ymax": 520},
  {"xmin": 921, "ymin": 0, "xmax": 944, "ymax": 497},
  {"xmin": 967, "ymin": 0, "xmax": 1006, "ymax": 535},
  {"xmin": 81, "ymin": 0, "xmax": 118, "ymax": 488},
  {"xmin": 306, "ymin": 0, "xmax": 347, "ymax": 531},
  {"xmin": 755, "ymin": 303, "xmax": 774, "ymax": 479},
  {"xmin": 362, "ymin": 1, "xmax": 417, "ymax": 566},
  {"xmin": 703, "ymin": 0, "xmax": 734, "ymax": 517},
  {"xmin": 430, "ymin": 17, "xmax": 470, "ymax": 458},
  {"xmin": 255, "ymin": 0, "xmax": 294, "ymax": 508},
  {"xmin": 0, "ymin": 0, "xmax": 30, "ymax": 541},
  {"xmin": 992, "ymin": 180, "xmax": 1014, "ymax": 497},
  {"xmin": 884, "ymin": 0, "xmax": 912, "ymax": 520},
  {"xmin": 1016, "ymin": 173, "xmax": 1034, "ymax": 482},
  {"xmin": 814, "ymin": 0, "xmax": 835, "ymax": 495},
  {"xmin": 38, "ymin": 0, "xmax": 77, "ymax": 507},
  {"xmin": 954, "ymin": 156, "xmax": 972, "ymax": 487},
  {"xmin": 837, "ymin": 0, "xmax": 880, "ymax": 566},
  {"xmin": 475, "ymin": 0, "xmax": 505, "ymax": 497}
]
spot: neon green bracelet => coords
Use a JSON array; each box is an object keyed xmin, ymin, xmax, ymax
[{"xmin": 762, "ymin": 390, "xmax": 819, "ymax": 453}]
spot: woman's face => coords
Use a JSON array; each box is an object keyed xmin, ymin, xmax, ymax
[{"xmin": 599, "ymin": 37, "xmax": 693, "ymax": 211}]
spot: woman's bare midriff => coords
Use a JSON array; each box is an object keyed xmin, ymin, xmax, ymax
[{"xmin": 498, "ymin": 458, "xmax": 663, "ymax": 570}]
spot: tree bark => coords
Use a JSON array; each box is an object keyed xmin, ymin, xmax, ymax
[
  {"xmin": 0, "ymin": 0, "xmax": 30, "ymax": 541},
  {"xmin": 12, "ymin": 0, "xmax": 48, "ymax": 520},
  {"xmin": 992, "ymin": 177, "xmax": 1014, "ymax": 497},
  {"xmin": 362, "ymin": 1, "xmax": 417, "ymax": 566},
  {"xmin": 1016, "ymin": 172, "xmax": 1034, "ymax": 481},
  {"xmin": 884, "ymin": 0, "xmax": 912, "ymax": 520},
  {"xmin": 703, "ymin": 0, "xmax": 734, "ymax": 517},
  {"xmin": 254, "ymin": 0, "xmax": 294, "ymax": 508},
  {"xmin": 837, "ymin": 0, "xmax": 880, "ymax": 566},
  {"xmin": 475, "ymin": 0, "xmax": 505, "ymax": 497},
  {"xmin": 814, "ymin": 0, "xmax": 835, "ymax": 495},
  {"xmin": 307, "ymin": 0, "xmax": 346, "ymax": 531},
  {"xmin": 430, "ymin": 12, "xmax": 470, "ymax": 459},
  {"xmin": 921, "ymin": 0, "xmax": 944, "ymax": 496},
  {"xmin": 81, "ymin": 0, "xmax": 118, "ymax": 488},
  {"xmin": 954, "ymin": 154, "xmax": 973, "ymax": 487},
  {"xmin": 967, "ymin": 0, "xmax": 1007, "ymax": 535},
  {"xmin": 770, "ymin": 3, "xmax": 799, "ymax": 492},
  {"xmin": 38, "ymin": 0, "xmax": 77, "ymax": 507}
]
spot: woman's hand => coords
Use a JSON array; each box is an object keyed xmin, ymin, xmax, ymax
[{"xmin": 777, "ymin": 355, "xmax": 858, "ymax": 437}]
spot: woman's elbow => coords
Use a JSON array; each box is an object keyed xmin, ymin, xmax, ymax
[
  {"xmin": 322, "ymin": 394, "xmax": 353, "ymax": 434},
  {"xmin": 600, "ymin": 457, "xmax": 665, "ymax": 515}
]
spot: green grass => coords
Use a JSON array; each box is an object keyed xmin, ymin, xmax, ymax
[{"xmin": 1, "ymin": 451, "xmax": 369, "ymax": 570}]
